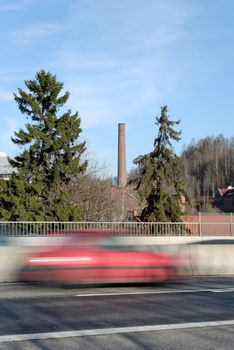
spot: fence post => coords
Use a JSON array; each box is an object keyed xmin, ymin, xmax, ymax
[
  {"xmin": 199, "ymin": 212, "xmax": 202, "ymax": 237},
  {"xmin": 231, "ymin": 213, "xmax": 233, "ymax": 236}
]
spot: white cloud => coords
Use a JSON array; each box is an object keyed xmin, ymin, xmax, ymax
[
  {"xmin": 66, "ymin": 84, "xmax": 114, "ymax": 128},
  {"xmin": 1, "ymin": 0, "xmax": 194, "ymax": 145},
  {"xmin": 0, "ymin": 90, "xmax": 13, "ymax": 102},
  {"xmin": 45, "ymin": 0, "xmax": 194, "ymax": 128},
  {"xmin": 52, "ymin": 47, "xmax": 166, "ymax": 127},
  {"xmin": 11, "ymin": 22, "xmax": 65, "ymax": 44},
  {"xmin": 0, "ymin": 0, "xmax": 29, "ymax": 11},
  {"xmin": 0, "ymin": 116, "xmax": 21, "ymax": 155},
  {"xmin": 0, "ymin": 4, "xmax": 19, "ymax": 11}
]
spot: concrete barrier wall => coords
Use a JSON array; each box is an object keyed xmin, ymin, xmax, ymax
[
  {"xmin": 1, "ymin": 236, "xmax": 234, "ymax": 282},
  {"xmin": 7, "ymin": 235, "xmax": 234, "ymax": 246},
  {"xmin": 0, "ymin": 247, "xmax": 31, "ymax": 282}
]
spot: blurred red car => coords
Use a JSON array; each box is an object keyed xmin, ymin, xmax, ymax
[{"xmin": 19, "ymin": 233, "xmax": 187, "ymax": 285}]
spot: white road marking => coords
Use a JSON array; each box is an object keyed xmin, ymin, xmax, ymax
[
  {"xmin": 75, "ymin": 287, "xmax": 234, "ymax": 297},
  {"xmin": 211, "ymin": 287, "xmax": 234, "ymax": 293},
  {"xmin": 1, "ymin": 320, "xmax": 234, "ymax": 343}
]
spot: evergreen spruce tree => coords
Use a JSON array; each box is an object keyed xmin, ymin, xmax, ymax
[
  {"xmin": 133, "ymin": 106, "xmax": 188, "ymax": 222},
  {"xmin": 0, "ymin": 70, "xmax": 87, "ymax": 221}
]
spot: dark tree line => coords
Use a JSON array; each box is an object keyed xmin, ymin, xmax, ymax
[
  {"xmin": 1, "ymin": 68, "xmax": 233, "ymax": 221},
  {"xmin": 181, "ymin": 135, "xmax": 234, "ymax": 211}
]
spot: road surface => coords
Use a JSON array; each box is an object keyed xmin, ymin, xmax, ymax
[{"xmin": 0, "ymin": 277, "xmax": 234, "ymax": 349}]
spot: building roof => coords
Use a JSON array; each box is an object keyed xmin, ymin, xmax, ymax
[
  {"xmin": 217, "ymin": 187, "xmax": 233, "ymax": 196},
  {"xmin": 0, "ymin": 156, "xmax": 13, "ymax": 175}
]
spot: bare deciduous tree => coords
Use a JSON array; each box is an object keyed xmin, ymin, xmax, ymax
[{"xmin": 181, "ymin": 135, "xmax": 234, "ymax": 211}]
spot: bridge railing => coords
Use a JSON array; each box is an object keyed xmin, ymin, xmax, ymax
[{"xmin": 0, "ymin": 221, "xmax": 233, "ymax": 236}]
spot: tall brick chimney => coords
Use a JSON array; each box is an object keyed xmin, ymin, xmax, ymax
[{"xmin": 117, "ymin": 123, "xmax": 126, "ymax": 187}]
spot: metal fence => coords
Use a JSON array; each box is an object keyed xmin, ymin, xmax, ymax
[{"xmin": 0, "ymin": 221, "xmax": 233, "ymax": 237}]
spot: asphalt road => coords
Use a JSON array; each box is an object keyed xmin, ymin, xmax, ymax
[{"xmin": 0, "ymin": 277, "xmax": 234, "ymax": 349}]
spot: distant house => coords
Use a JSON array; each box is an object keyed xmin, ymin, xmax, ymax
[
  {"xmin": 0, "ymin": 152, "xmax": 13, "ymax": 180},
  {"xmin": 109, "ymin": 186, "xmax": 141, "ymax": 221},
  {"xmin": 213, "ymin": 186, "xmax": 234, "ymax": 213}
]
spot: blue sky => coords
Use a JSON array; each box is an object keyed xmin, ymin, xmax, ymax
[{"xmin": 0, "ymin": 0, "xmax": 233, "ymax": 176}]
